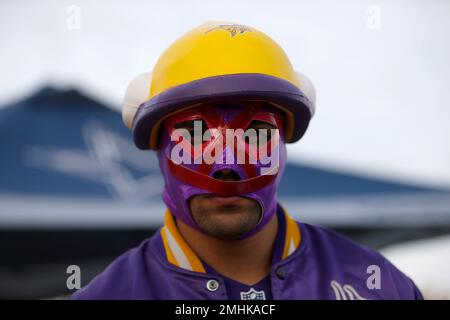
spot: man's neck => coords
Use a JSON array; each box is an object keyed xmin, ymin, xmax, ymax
[{"xmin": 176, "ymin": 215, "xmax": 278, "ymax": 286}]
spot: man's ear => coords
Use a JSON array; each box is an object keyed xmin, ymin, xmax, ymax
[{"xmin": 122, "ymin": 72, "xmax": 152, "ymax": 129}]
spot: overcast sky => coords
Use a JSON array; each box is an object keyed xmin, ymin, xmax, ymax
[{"xmin": 1, "ymin": 0, "xmax": 449, "ymax": 188}]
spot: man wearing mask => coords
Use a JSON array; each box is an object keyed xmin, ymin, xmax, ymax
[{"xmin": 72, "ymin": 22, "xmax": 422, "ymax": 300}]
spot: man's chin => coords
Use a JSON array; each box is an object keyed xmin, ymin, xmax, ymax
[
  {"xmin": 188, "ymin": 194, "xmax": 262, "ymax": 239},
  {"xmin": 194, "ymin": 208, "xmax": 261, "ymax": 240}
]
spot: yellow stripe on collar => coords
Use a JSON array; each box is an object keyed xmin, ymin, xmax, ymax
[
  {"xmin": 281, "ymin": 208, "xmax": 302, "ymax": 260},
  {"xmin": 161, "ymin": 209, "xmax": 206, "ymax": 273}
]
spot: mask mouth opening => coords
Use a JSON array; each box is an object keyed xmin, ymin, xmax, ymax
[
  {"xmin": 254, "ymin": 199, "xmax": 265, "ymax": 225},
  {"xmin": 212, "ymin": 168, "xmax": 241, "ymax": 182},
  {"xmin": 186, "ymin": 193, "xmax": 266, "ymax": 238}
]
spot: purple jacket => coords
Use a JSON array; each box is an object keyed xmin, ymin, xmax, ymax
[{"xmin": 72, "ymin": 205, "xmax": 423, "ymax": 300}]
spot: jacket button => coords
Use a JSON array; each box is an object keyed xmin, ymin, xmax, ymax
[
  {"xmin": 206, "ymin": 279, "xmax": 219, "ymax": 292},
  {"xmin": 275, "ymin": 267, "xmax": 286, "ymax": 279}
]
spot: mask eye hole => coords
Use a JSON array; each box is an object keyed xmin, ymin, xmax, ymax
[
  {"xmin": 245, "ymin": 120, "xmax": 276, "ymax": 145},
  {"xmin": 174, "ymin": 119, "xmax": 209, "ymax": 145}
]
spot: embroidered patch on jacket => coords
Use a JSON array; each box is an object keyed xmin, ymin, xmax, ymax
[{"xmin": 240, "ymin": 288, "xmax": 266, "ymax": 300}]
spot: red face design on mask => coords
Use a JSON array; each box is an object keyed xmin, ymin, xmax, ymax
[{"xmin": 163, "ymin": 101, "xmax": 284, "ymax": 180}]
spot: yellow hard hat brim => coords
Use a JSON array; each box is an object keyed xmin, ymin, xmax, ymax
[{"xmin": 132, "ymin": 73, "xmax": 312, "ymax": 150}]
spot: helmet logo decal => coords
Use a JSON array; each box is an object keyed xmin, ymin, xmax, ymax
[{"xmin": 205, "ymin": 24, "xmax": 252, "ymax": 37}]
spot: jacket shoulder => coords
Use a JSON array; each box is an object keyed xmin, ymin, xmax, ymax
[
  {"xmin": 71, "ymin": 231, "xmax": 163, "ymax": 300},
  {"xmin": 297, "ymin": 222, "xmax": 423, "ymax": 300}
]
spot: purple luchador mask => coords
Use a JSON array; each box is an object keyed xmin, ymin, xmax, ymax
[{"xmin": 156, "ymin": 101, "xmax": 287, "ymax": 239}]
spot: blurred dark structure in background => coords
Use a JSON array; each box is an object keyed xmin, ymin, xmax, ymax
[{"xmin": 1, "ymin": 88, "xmax": 449, "ymax": 299}]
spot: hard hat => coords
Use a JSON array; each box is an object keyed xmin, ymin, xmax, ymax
[{"xmin": 122, "ymin": 21, "xmax": 316, "ymax": 149}]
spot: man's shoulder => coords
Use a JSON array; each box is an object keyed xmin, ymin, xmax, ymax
[
  {"xmin": 71, "ymin": 230, "xmax": 164, "ymax": 300},
  {"xmin": 299, "ymin": 222, "xmax": 383, "ymax": 261},
  {"xmin": 295, "ymin": 221, "xmax": 423, "ymax": 299}
]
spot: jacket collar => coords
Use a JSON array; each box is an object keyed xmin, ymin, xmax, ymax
[{"xmin": 159, "ymin": 204, "xmax": 301, "ymax": 273}]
